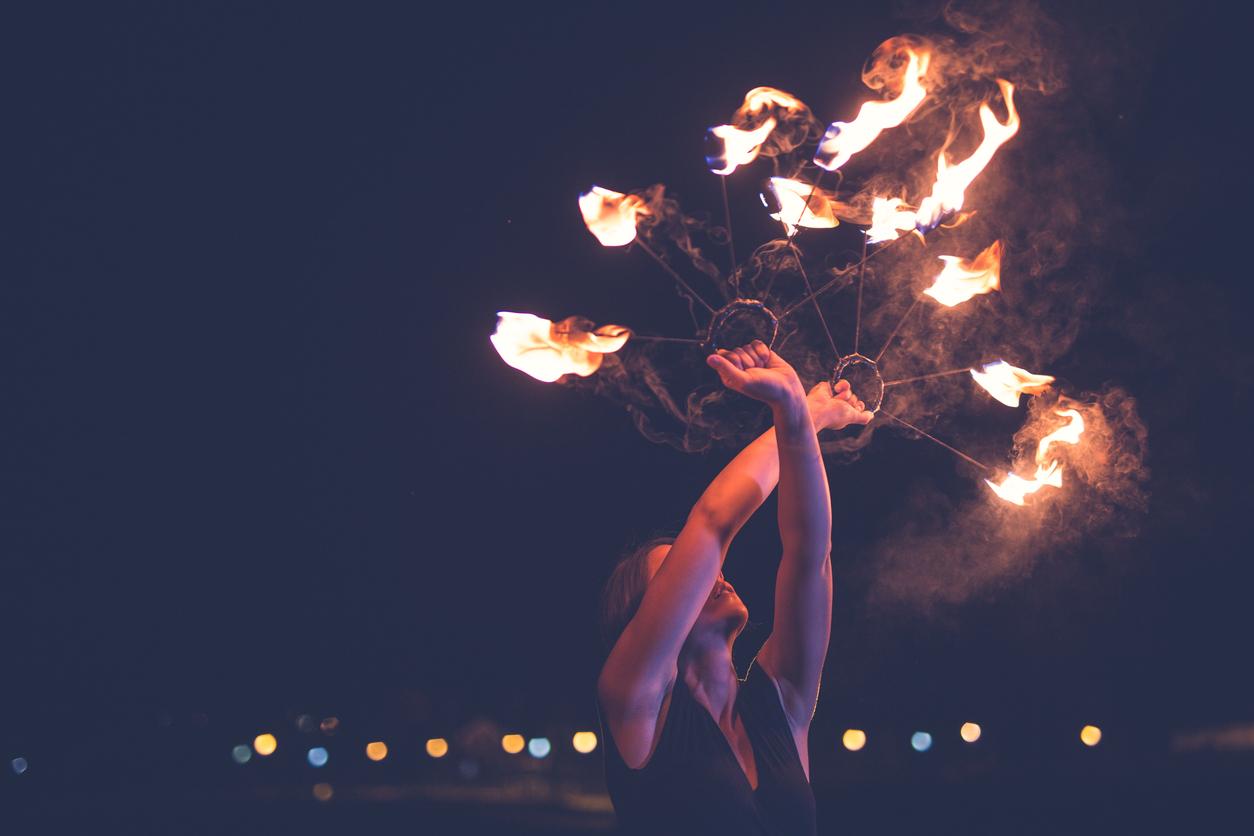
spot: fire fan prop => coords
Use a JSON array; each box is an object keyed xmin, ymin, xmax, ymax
[{"xmin": 491, "ymin": 34, "xmax": 1105, "ymax": 509}]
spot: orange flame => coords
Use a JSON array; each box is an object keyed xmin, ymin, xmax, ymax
[
  {"xmin": 970, "ymin": 360, "xmax": 1055, "ymax": 407},
  {"xmin": 491, "ymin": 312, "xmax": 629, "ymax": 383},
  {"xmin": 986, "ymin": 408, "xmax": 1085, "ymax": 505},
  {"xmin": 866, "ymin": 196, "xmax": 917, "ymax": 243},
  {"xmin": 914, "ymin": 80, "xmax": 1020, "ymax": 232},
  {"xmin": 814, "ymin": 48, "xmax": 930, "ymax": 172},
  {"xmin": 923, "ymin": 240, "xmax": 1003, "ymax": 307},
  {"xmin": 579, "ymin": 186, "xmax": 649, "ymax": 247},
  {"xmin": 764, "ymin": 177, "xmax": 843, "ymax": 236},
  {"xmin": 706, "ymin": 87, "xmax": 806, "ymax": 176}
]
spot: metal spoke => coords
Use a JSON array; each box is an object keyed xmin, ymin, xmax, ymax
[
  {"xmin": 874, "ymin": 294, "xmax": 922, "ymax": 364},
  {"xmin": 883, "ymin": 367, "xmax": 971, "ymax": 387},
  {"xmin": 880, "ymin": 410, "xmax": 991, "ymax": 472},
  {"xmin": 719, "ymin": 176, "xmax": 737, "ymax": 292},
  {"xmin": 635, "ymin": 239, "xmax": 717, "ymax": 315}
]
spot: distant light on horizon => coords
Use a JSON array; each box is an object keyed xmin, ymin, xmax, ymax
[
  {"xmin": 502, "ymin": 734, "xmax": 526, "ymax": 754},
  {"xmin": 911, "ymin": 731, "xmax": 933, "ymax": 752},
  {"xmin": 960, "ymin": 722, "xmax": 982, "ymax": 743},
  {"xmin": 1081, "ymin": 725, "xmax": 1102, "ymax": 747},
  {"xmin": 366, "ymin": 741, "xmax": 389, "ymax": 761},
  {"xmin": 426, "ymin": 738, "xmax": 449, "ymax": 758},
  {"xmin": 253, "ymin": 734, "xmax": 277, "ymax": 756},
  {"xmin": 11, "ymin": 757, "xmax": 28, "ymax": 775},
  {"xmin": 231, "ymin": 745, "xmax": 252, "ymax": 764},
  {"xmin": 842, "ymin": 729, "xmax": 867, "ymax": 751},
  {"xmin": 572, "ymin": 731, "xmax": 598, "ymax": 754},
  {"xmin": 528, "ymin": 737, "xmax": 552, "ymax": 758},
  {"xmin": 307, "ymin": 747, "xmax": 329, "ymax": 767}
]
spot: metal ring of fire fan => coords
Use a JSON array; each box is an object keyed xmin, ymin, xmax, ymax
[
  {"xmin": 831, "ymin": 353, "xmax": 884, "ymax": 414},
  {"xmin": 704, "ymin": 299, "xmax": 780, "ymax": 353}
]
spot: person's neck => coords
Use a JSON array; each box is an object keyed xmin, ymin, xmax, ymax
[{"xmin": 679, "ymin": 633, "xmax": 739, "ymax": 725}]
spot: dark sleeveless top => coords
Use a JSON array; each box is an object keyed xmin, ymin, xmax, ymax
[{"xmin": 597, "ymin": 657, "xmax": 817, "ymax": 835}]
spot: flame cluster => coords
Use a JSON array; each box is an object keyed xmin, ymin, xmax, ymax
[
  {"xmin": 924, "ymin": 241, "xmax": 1003, "ymax": 307},
  {"xmin": 578, "ymin": 186, "xmax": 649, "ymax": 247},
  {"xmin": 814, "ymin": 48, "xmax": 930, "ymax": 172},
  {"xmin": 706, "ymin": 87, "xmax": 807, "ymax": 176}
]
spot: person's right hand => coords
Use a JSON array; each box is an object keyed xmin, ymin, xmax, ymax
[
  {"xmin": 806, "ymin": 379, "xmax": 875, "ymax": 430},
  {"xmin": 706, "ymin": 341, "xmax": 806, "ymax": 407}
]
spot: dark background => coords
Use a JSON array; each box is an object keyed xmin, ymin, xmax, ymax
[{"xmin": 5, "ymin": 1, "xmax": 1252, "ymax": 832}]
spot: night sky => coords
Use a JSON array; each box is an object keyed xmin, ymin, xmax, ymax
[{"xmin": 6, "ymin": 0, "xmax": 1252, "ymax": 800}]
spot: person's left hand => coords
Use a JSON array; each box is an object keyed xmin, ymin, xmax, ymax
[
  {"xmin": 806, "ymin": 379, "xmax": 874, "ymax": 431},
  {"xmin": 706, "ymin": 341, "xmax": 806, "ymax": 407}
]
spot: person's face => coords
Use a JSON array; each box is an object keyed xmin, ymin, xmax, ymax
[{"xmin": 645, "ymin": 545, "xmax": 749, "ymax": 637}]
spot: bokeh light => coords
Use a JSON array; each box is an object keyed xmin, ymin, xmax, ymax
[
  {"xmin": 312, "ymin": 783, "xmax": 334, "ymax": 802},
  {"xmin": 501, "ymin": 734, "xmax": 526, "ymax": 754},
  {"xmin": 960, "ymin": 722, "xmax": 982, "ymax": 743},
  {"xmin": 572, "ymin": 731, "xmax": 598, "ymax": 754},
  {"xmin": 528, "ymin": 737, "xmax": 552, "ymax": 758},
  {"xmin": 231, "ymin": 745, "xmax": 252, "ymax": 764},
  {"xmin": 365, "ymin": 741, "xmax": 388, "ymax": 761},
  {"xmin": 11, "ymin": 757, "xmax": 28, "ymax": 775},
  {"xmin": 842, "ymin": 729, "xmax": 867, "ymax": 751},
  {"xmin": 307, "ymin": 747, "xmax": 329, "ymax": 767},
  {"xmin": 426, "ymin": 738, "xmax": 449, "ymax": 758},
  {"xmin": 320, "ymin": 717, "xmax": 339, "ymax": 735},
  {"xmin": 911, "ymin": 731, "xmax": 933, "ymax": 752},
  {"xmin": 253, "ymin": 734, "xmax": 277, "ymax": 756},
  {"xmin": 1080, "ymin": 725, "xmax": 1102, "ymax": 747},
  {"xmin": 296, "ymin": 714, "xmax": 316, "ymax": 733}
]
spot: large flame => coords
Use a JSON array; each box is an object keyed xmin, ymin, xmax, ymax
[
  {"xmin": 763, "ymin": 177, "xmax": 849, "ymax": 236},
  {"xmin": 813, "ymin": 48, "xmax": 930, "ymax": 172},
  {"xmin": 923, "ymin": 240, "xmax": 1003, "ymax": 307},
  {"xmin": 579, "ymin": 186, "xmax": 649, "ymax": 247},
  {"xmin": 705, "ymin": 87, "xmax": 806, "ymax": 176},
  {"xmin": 914, "ymin": 79, "xmax": 1020, "ymax": 233},
  {"xmin": 986, "ymin": 408, "xmax": 1085, "ymax": 505},
  {"xmin": 970, "ymin": 359, "xmax": 1054, "ymax": 407},
  {"xmin": 491, "ymin": 312, "xmax": 629, "ymax": 383},
  {"xmin": 866, "ymin": 196, "xmax": 918, "ymax": 243}
]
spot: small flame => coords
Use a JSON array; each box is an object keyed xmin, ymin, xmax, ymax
[
  {"xmin": 579, "ymin": 186, "xmax": 649, "ymax": 247},
  {"xmin": 764, "ymin": 177, "xmax": 846, "ymax": 236},
  {"xmin": 706, "ymin": 87, "xmax": 807, "ymax": 176},
  {"xmin": 491, "ymin": 312, "xmax": 629, "ymax": 383},
  {"xmin": 914, "ymin": 79, "xmax": 1020, "ymax": 233},
  {"xmin": 814, "ymin": 48, "xmax": 930, "ymax": 172},
  {"xmin": 986, "ymin": 408, "xmax": 1085, "ymax": 505},
  {"xmin": 970, "ymin": 359, "xmax": 1054, "ymax": 407},
  {"xmin": 923, "ymin": 240, "xmax": 1003, "ymax": 307},
  {"xmin": 866, "ymin": 196, "xmax": 918, "ymax": 243}
]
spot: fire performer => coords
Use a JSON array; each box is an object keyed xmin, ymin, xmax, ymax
[{"xmin": 597, "ymin": 340, "xmax": 872, "ymax": 834}]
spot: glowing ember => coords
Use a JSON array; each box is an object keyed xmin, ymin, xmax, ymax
[
  {"xmin": 814, "ymin": 48, "xmax": 930, "ymax": 172},
  {"xmin": 914, "ymin": 79, "xmax": 1020, "ymax": 233},
  {"xmin": 578, "ymin": 186, "xmax": 649, "ymax": 247},
  {"xmin": 866, "ymin": 196, "xmax": 917, "ymax": 243},
  {"xmin": 970, "ymin": 360, "xmax": 1054, "ymax": 407},
  {"xmin": 923, "ymin": 240, "xmax": 1003, "ymax": 307},
  {"xmin": 763, "ymin": 177, "xmax": 843, "ymax": 236},
  {"xmin": 491, "ymin": 312, "xmax": 629, "ymax": 383},
  {"xmin": 986, "ymin": 408, "xmax": 1085, "ymax": 505}
]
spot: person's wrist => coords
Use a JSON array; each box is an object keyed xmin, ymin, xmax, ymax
[{"xmin": 771, "ymin": 389, "xmax": 811, "ymax": 432}]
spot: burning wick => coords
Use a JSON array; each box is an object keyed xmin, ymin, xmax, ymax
[
  {"xmin": 759, "ymin": 177, "xmax": 847, "ymax": 237},
  {"xmin": 705, "ymin": 87, "xmax": 806, "ymax": 176},
  {"xmin": 813, "ymin": 48, "xmax": 930, "ymax": 172},
  {"xmin": 579, "ymin": 186, "xmax": 649, "ymax": 247},
  {"xmin": 922, "ymin": 241, "xmax": 1003, "ymax": 307},
  {"xmin": 986, "ymin": 408, "xmax": 1085, "ymax": 505},
  {"xmin": 490, "ymin": 312, "xmax": 629, "ymax": 383},
  {"xmin": 970, "ymin": 360, "xmax": 1055, "ymax": 407}
]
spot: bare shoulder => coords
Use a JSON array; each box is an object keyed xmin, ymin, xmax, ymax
[{"xmin": 597, "ymin": 670, "xmax": 676, "ymax": 771}]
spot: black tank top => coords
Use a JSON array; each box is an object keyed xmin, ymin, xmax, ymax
[{"xmin": 597, "ymin": 657, "xmax": 817, "ymax": 835}]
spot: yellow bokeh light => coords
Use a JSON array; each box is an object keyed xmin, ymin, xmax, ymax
[
  {"xmin": 572, "ymin": 731, "xmax": 598, "ymax": 754},
  {"xmin": 960, "ymin": 722, "xmax": 982, "ymax": 743},
  {"xmin": 1080, "ymin": 725, "xmax": 1102, "ymax": 747},
  {"xmin": 253, "ymin": 734, "xmax": 277, "ymax": 756},
  {"xmin": 502, "ymin": 734, "xmax": 526, "ymax": 754},
  {"xmin": 312, "ymin": 783, "xmax": 334, "ymax": 802},
  {"xmin": 842, "ymin": 729, "xmax": 867, "ymax": 751},
  {"xmin": 426, "ymin": 738, "xmax": 449, "ymax": 758},
  {"xmin": 365, "ymin": 741, "xmax": 389, "ymax": 761}
]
